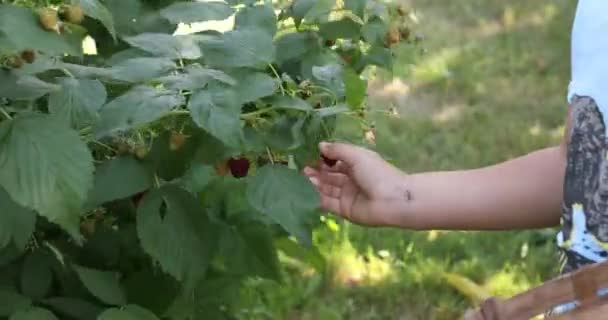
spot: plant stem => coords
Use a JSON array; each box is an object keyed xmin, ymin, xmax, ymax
[
  {"xmin": 241, "ymin": 107, "xmax": 276, "ymax": 119},
  {"xmin": 268, "ymin": 64, "xmax": 286, "ymax": 96},
  {"xmin": 0, "ymin": 107, "xmax": 12, "ymax": 120},
  {"xmin": 266, "ymin": 148, "xmax": 275, "ymax": 164}
]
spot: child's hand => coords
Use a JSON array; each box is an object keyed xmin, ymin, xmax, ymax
[{"xmin": 304, "ymin": 142, "xmax": 410, "ymax": 227}]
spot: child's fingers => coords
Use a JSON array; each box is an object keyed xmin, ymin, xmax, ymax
[{"xmin": 320, "ymin": 194, "xmax": 341, "ymax": 214}]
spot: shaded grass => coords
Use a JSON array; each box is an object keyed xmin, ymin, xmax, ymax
[{"xmin": 238, "ymin": 1, "xmax": 577, "ymax": 319}]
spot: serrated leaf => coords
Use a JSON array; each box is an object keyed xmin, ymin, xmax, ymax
[
  {"xmin": 48, "ymin": 78, "xmax": 106, "ymax": 129},
  {"xmin": 231, "ymin": 71, "xmax": 278, "ymax": 104},
  {"xmin": 87, "ymin": 156, "xmax": 153, "ymax": 207},
  {"xmin": 9, "ymin": 307, "xmax": 58, "ymax": 320},
  {"xmin": 199, "ymin": 29, "xmax": 275, "ymax": 68},
  {"xmin": 104, "ymin": 0, "xmax": 174, "ymax": 36},
  {"xmin": 110, "ymin": 57, "xmax": 177, "ymax": 83},
  {"xmin": 59, "ymin": 63, "xmax": 114, "ymax": 79},
  {"xmin": 246, "ymin": 165, "xmax": 319, "ymax": 246},
  {"xmin": 271, "ymin": 95, "xmax": 313, "ymax": 111},
  {"xmin": 361, "ymin": 17, "xmax": 387, "ymax": 45},
  {"xmin": 0, "ymin": 5, "xmax": 82, "ymax": 55},
  {"xmin": 0, "ymin": 288, "xmax": 31, "ymax": 317},
  {"xmin": 343, "ymin": 68, "xmax": 366, "ymax": 109},
  {"xmin": 156, "ymin": 64, "xmax": 235, "ymax": 91},
  {"xmin": 188, "ymin": 88, "xmax": 242, "ymax": 148},
  {"xmin": 0, "ymin": 114, "xmax": 94, "ymax": 240},
  {"xmin": 137, "ymin": 186, "xmax": 216, "ymax": 289},
  {"xmin": 365, "ymin": 46, "xmax": 393, "ymax": 69},
  {"xmin": 20, "ymin": 250, "xmax": 54, "ymax": 300},
  {"xmin": 178, "ymin": 164, "xmax": 214, "ymax": 193},
  {"xmin": 124, "ymin": 33, "xmax": 202, "ymax": 59},
  {"xmin": 98, "ymin": 305, "xmax": 160, "ymax": 320},
  {"xmin": 303, "ymin": 0, "xmax": 334, "ymax": 22},
  {"xmin": 265, "ymin": 116, "xmax": 306, "ymax": 151},
  {"xmin": 319, "ymin": 18, "xmax": 362, "ymax": 40},
  {"xmin": 220, "ymin": 222, "xmax": 281, "ymax": 281},
  {"xmin": 124, "ymin": 270, "xmax": 179, "ymax": 315},
  {"xmin": 74, "ymin": 265, "xmax": 126, "ymax": 306},
  {"xmin": 160, "ymin": 2, "xmax": 234, "ymax": 24},
  {"xmin": 74, "ymin": 0, "xmax": 116, "ymax": 40},
  {"xmin": 145, "ymin": 130, "xmax": 200, "ymax": 180},
  {"xmin": 275, "ymin": 32, "xmax": 320, "ymax": 64},
  {"xmin": 42, "ymin": 297, "xmax": 103, "ymax": 319},
  {"xmin": 0, "ymin": 70, "xmax": 60, "ymax": 100},
  {"xmin": 345, "ymin": 0, "xmax": 366, "ymax": 18},
  {"xmin": 235, "ymin": 5, "xmax": 277, "ymax": 36},
  {"xmin": 0, "ymin": 188, "xmax": 36, "ymax": 250},
  {"xmin": 95, "ymin": 86, "xmax": 185, "ymax": 137},
  {"xmin": 316, "ymin": 104, "xmax": 349, "ymax": 117},
  {"xmin": 312, "ymin": 63, "xmax": 345, "ymax": 97}
]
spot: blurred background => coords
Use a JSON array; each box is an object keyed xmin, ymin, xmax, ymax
[{"xmin": 238, "ymin": 0, "xmax": 575, "ymax": 319}]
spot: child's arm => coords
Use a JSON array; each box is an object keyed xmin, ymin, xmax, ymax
[{"xmin": 304, "ymin": 113, "xmax": 570, "ymax": 230}]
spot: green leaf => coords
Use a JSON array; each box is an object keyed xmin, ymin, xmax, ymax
[
  {"xmin": 343, "ymin": 68, "xmax": 366, "ymax": 109},
  {"xmin": 303, "ymin": 0, "xmax": 335, "ymax": 22},
  {"xmin": 275, "ymin": 32, "xmax": 320, "ymax": 64},
  {"xmin": 361, "ymin": 17, "xmax": 387, "ymax": 45},
  {"xmin": 87, "ymin": 156, "xmax": 153, "ymax": 207},
  {"xmin": 160, "ymin": 2, "xmax": 234, "ymax": 24},
  {"xmin": 0, "ymin": 188, "xmax": 36, "ymax": 250},
  {"xmin": 0, "ymin": 5, "xmax": 82, "ymax": 55},
  {"xmin": 290, "ymin": 0, "xmax": 314, "ymax": 24},
  {"xmin": 124, "ymin": 270, "xmax": 178, "ymax": 315},
  {"xmin": 365, "ymin": 46, "xmax": 393, "ymax": 69},
  {"xmin": 0, "ymin": 114, "xmax": 94, "ymax": 240},
  {"xmin": 199, "ymin": 29, "xmax": 275, "ymax": 68},
  {"xmin": 145, "ymin": 130, "xmax": 200, "ymax": 180},
  {"xmin": 9, "ymin": 307, "xmax": 58, "ymax": 320},
  {"xmin": 344, "ymin": 0, "xmax": 366, "ymax": 18},
  {"xmin": 42, "ymin": 297, "xmax": 103, "ymax": 320},
  {"xmin": 0, "ymin": 70, "xmax": 60, "ymax": 100},
  {"xmin": 271, "ymin": 95, "xmax": 313, "ymax": 111},
  {"xmin": 246, "ymin": 165, "xmax": 319, "ymax": 246},
  {"xmin": 0, "ymin": 288, "xmax": 31, "ymax": 317},
  {"xmin": 156, "ymin": 64, "xmax": 236, "ymax": 91},
  {"xmin": 20, "ymin": 250, "xmax": 54, "ymax": 300},
  {"xmin": 110, "ymin": 57, "xmax": 177, "ymax": 83},
  {"xmin": 104, "ymin": 0, "xmax": 174, "ymax": 36},
  {"xmin": 319, "ymin": 18, "xmax": 362, "ymax": 40},
  {"xmin": 312, "ymin": 63, "xmax": 345, "ymax": 97},
  {"xmin": 178, "ymin": 164, "xmax": 214, "ymax": 194},
  {"xmin": 124, "ymin": 33, "xmax": 202, "ymax": 59},
  {"xmin": 265, "ymin": 116, "xmax": 306, "ymax": 151},
  {"xmin": 98, "ymin": 305, "xmax": 160, "ymax": 320},
  {"xmin": 48, "ymin": 78, "xmax": 107, "ymax": 129},
  {"xmin": 74, "ymin": 265, "xmax": 126, "ymax": 306},
  {"xmin": 220, "ymin": 222, "xmax": 281, "ymax": 281},
  {"xmin": 230, "ymin": 71, "xmax": 278, "ymax": 104},
  {"xmin": 95, "ymin": 86, "xmax": 185, "ymax": 137},
  {"xmin": 235, "ymin": 4, "xmax": 277, "ymax": 36},
  {"xmin": 74, "ymin": 0, "xmax": 116, "ymax": 40},
  {"xmin": 137, "ymin": 186, "xmax": 216, "ymax": 289},
  {"xmin": 188, "ymin": 88, "xmax": 242, "ymax": 148}
]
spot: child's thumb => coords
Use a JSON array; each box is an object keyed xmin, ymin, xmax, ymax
[{"xmin": 319, "ymin": 142, "xmax": 360, "ymax": 166}]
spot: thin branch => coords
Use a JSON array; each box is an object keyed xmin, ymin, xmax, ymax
[
  {"xmin": 0, "ymin": 106, "xmax": 12, "ymax": 120},
  {"xmin": 268, "ymin": 64, "xmax": 286, "ymax": 96}
]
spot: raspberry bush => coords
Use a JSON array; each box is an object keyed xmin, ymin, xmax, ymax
[{"xmin": 0, "ymin": 0, "xmax": 413, "ymax": 318}]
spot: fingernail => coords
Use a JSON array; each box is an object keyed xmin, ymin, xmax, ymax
[
  {"xmin": 319, "ymin": 141, "xmax": 330, "ymax": 151},
  {"xmin": 309, "ymin": 177, "xmax": 320, "ymax": 186}
]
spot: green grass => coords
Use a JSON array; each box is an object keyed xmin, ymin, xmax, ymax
[{"xmin": 237, "ymin": 1, "xmax": 577, "ymax": 319}]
